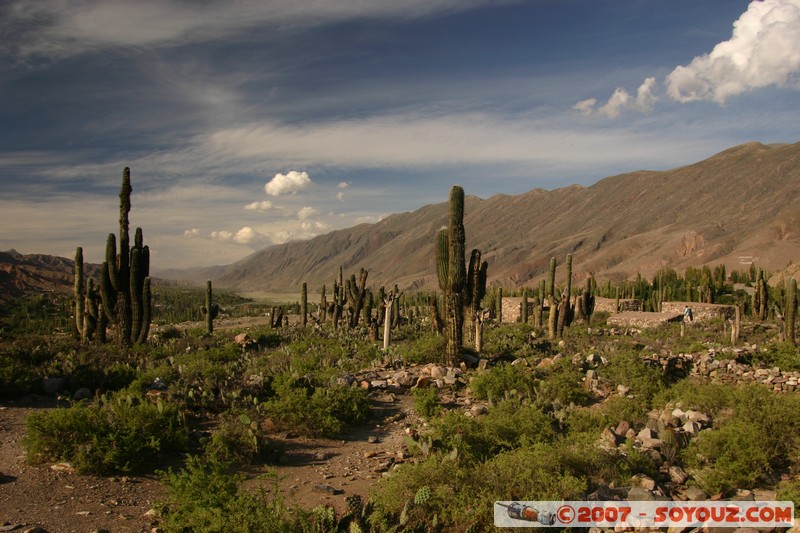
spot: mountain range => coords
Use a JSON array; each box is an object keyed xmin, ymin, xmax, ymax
[{"xmin": 3, "ymin": 141, "xmax": 799, "ymax": 301}]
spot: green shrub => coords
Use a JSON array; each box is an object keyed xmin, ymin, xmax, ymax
[
  {"xmin": 469, "ymin": 362, "xmax": 539, "ymax": 401},
  {"xmin": 25, "ymin": 393, "xmax": 188, "ymax": 474},
  {"xmin": 481, "ymin": 323, "xmax": 540, "ymax": 359},
  {"xmin": 395, "ymin": 332, "xmax": 446, "ymax": 365},
  {"xmin": 158, "ymin": 456, "xmax": 296, "ymax": 533},
  {"xmin": 427, "ymin": 399, "xmax": 556, "ymax": 463},
  {"xmin": 602, "ymin": 349, "xmax": 667, "ymax": 405},
  {"xmin": 412, "ymin": 387, "xmax": 441, "ymax": 419},
  {"xmin": 537, "ymin": 358, "xmax": 592, "ymax": 406},
  {"xmin": 259, "ymin": 377, "xmax": 370, "ymax": 437},
  {"xmin": 204, "ymin": 412, "xmax": 275, "ymax": 466},
  {"xmin": 750, "ymin": 341, "xmax": 800, "ymax": 371}
]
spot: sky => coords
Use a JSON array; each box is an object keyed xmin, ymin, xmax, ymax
[{"xmin": 1, "ymin": 0, "xmax": 799, "ymax": 270}]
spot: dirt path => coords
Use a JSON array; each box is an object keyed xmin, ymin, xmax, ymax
[{"xmin": 0, "ymin": 392, "xmax": 421, "ymax": 532}]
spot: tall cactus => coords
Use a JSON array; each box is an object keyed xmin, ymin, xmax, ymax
[
  {"xmin": 99, "ymin": 167, "xmax": 152, "ymax": 345},
  {"xmin": 301, "ymin": 282, "xmax": 308, "ymax": 326},
  {"xmin": 521, "ymin": 288, "xmax": 529, "ymax": 324},
  {"xmin": 557, "ymin": 254, "xmax": 573, "ymax": 336},
  {"xmin": 435, "ymin": 187, "xmax": 466, "ymax": 365},
  {"xmin": 466, "ymin": 248, "xmax": 487, "ymax": 342},
  {"xmin": 547, "ymin": 257, "xmax": 558, "ymax": 339},
  {"xmin": 756, "ymin": 269, "xmax": 769, "ymax": 320},
  {"xmin": 202, "ymin": 280, "xmax": 220, "ymax": 335},
  {"xmin": 579, "ymin": 277, "xmax": 596, "ymax": 326},
  {"xmin": 786, "ymin": 277, "xmax": 797, "ymax": 344},
  {"xmin": 73, "ymin": 247, "xmax": 85, "ymax": 340}
]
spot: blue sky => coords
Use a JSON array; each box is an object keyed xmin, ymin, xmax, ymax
[{"xmin": 1, "ymin": 0, "xmax": 799, "ymax": 269}]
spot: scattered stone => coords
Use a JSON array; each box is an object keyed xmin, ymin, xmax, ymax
[
  {"xmin": 363, "ymin": 451, "xmax": 378, "ymax": 459},
  {"xmin": 628, "ymin": 486, "xmax": 656, "ymax": 501},
  {"xmin": 684, "ymin": 486, "xmax": 708, "ymax": 501},
  {"xmin": 630, "ymin": 473, "xmax": 657, "ymax": 491},
  {"xmin": 43, "ymin": 377, "xmax": 65, "ymax": 396},
  {"xmin": 367, "ymin": 436, "xmax": 380, "ymax": 444},
  {"xmin": 599, "ymin": 427, "xmax": 623, "ymax": 448},
  {"xmin": 50, "ymin": 462, "xmax": 75, "ymax": 473},
  {"xmin": 312, "ymin": 483, "xmax": 343, "ymax": 495},
  {"xmin": 615, "ymin": 420, "xmax": 631, "ymax": 437},
  {"xmin": 668, "ymin": 466, "xmax": 689, "ymax": 484},
  {"xmin": 470, "ymin": 405, "xmax": 488, "ymax": 417},
  {"xmin": 73, "ymin": 388, "xmax": 91, "ymax": 401},
  {"xmin": 392, "ymin": 371, "xmax": 416, "ymax": 387},
  {"xmin": 412, "ymin": 376, "xmax": 430, "ymax": 389}
]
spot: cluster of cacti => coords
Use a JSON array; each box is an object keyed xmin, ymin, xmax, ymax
[
  {"xmin": 202, "ymin": 280, "xmax": 220, "ymax": 335},
  {"xmin": 73, "ymin": 168, "xmax": 151, "ymax": 346},
  {"xmin": 346, "ymin": 268, "xmax": 369, "ymax": 328},
  {"xmin": 435, "ymin": 186, "xmax": 487, "ymax": 363},
  {"xmin": 786, "ymin": 277, "xmax": 797, "ymax": 344},
  {"xmin": 99, "ymin": 170, "xmax": 152, "ymax": 346}
]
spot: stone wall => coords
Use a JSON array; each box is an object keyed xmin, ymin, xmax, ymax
[
  {"xmin": 607, "ymin": 311, "xmax": 683, "ymax": 329},
  {"xmin": 661, "ymin": 301, "xmax": 737, "ymax": 321},
  {"xmin": 500, "ymin": 297, "xmax": 534, "ymax": 323},
  {"xmin": 595, "ymin": 297, "xmax": 641, "ymax": 313},
  {"xmin": 653, "ymin": 350, "xmax": 800, "ymax": 393}
]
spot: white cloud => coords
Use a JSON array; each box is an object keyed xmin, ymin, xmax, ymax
[
  {"xmin": 264, "ymin": 171, "xmax": 312, "ymax": 196},
  {"xmin": 337, "ymin": 181, "xmax": 350, "ymax": 189},
  {"xmin": 337, "ymin": 191, "xmax": 346, "ymax": 201},
  {"xmin": 584, "ymin": 77, "xmax": 657, "ymax": 118},
  {"xmin": 297, "ymin": 206, "xmax": 319, "ymax": 220},
  {"xmin": 244, "ymin": 200, "xmax": 273, "ymax": 211},
  {"xmin": 210, "ymin": 226, "xmax": 268, "ymax": 245},
  {"xmin": 572, "ymin": 98, "xmax": 597, "ymax": 116},
  {"xmin": 666, "ymin": 0, "xmax": 800, "ymax": 103},
  {"xmin": 184, "ymin": 228, "xmax": 201, "ymax": 238}
]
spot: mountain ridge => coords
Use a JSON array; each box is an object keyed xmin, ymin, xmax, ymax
[{"xmin": 3, "ymin": 140, "xmax": 799, "ymax": 299}]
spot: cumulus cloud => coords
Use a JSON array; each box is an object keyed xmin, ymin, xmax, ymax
[
  {"xmin": 210, "ymin": 226, "xmax": 268, "ymax": 245},
  {"xmin": 264, "ymin": 171, "xmax": 312, "ymax": 196},
  {"xmin": 184, "ymin": 228, "xmax": 201, "ymax": 238},
  {"xmin": 337, "ymin": 181, "xmax": 350, "ymax": 189},
  {"xmin": 244, "ymin": 200, "xmax": 273, "ymax": 211},
  {"xmin": 579, "ymin": 78, "xmax": 657, "ymax": 118},
  {"xmin": 297, "ymin": 206, "xmax": 319, "ymax": 220},
  {"xmin": 666, "ymin": 0, "xmax": 800, "ymax": 103},
  {"xmin": 578, "ymin": 0, "xmax": 800, "ymax": 116},
  {"xmin": 572, "ymin": 98, "xmax": 597, "ymax": 116},
  {"xmin": 336, "ymin": 191, "xmax": 346, "ymax": 201}
]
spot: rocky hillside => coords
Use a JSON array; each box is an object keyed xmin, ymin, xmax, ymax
[{"xmin": 200, "ymin": 141, "xmax": 800, "ymax": 293}]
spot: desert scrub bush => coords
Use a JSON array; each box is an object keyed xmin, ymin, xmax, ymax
[
  {"xmin": 426, "ymin": 398, "xmax": 556, "ymax": 463},
  {"xmin": 158, "ymin": 456, "xmax": 298, "ymax": 533},
  {"xmin": 481, "ymin": 322, "xmax": 540, "ymax": 359},
  {"xmin": 412, "ymin": 387, "xmax": 441, "ymax": 419},
  {"xmin": 25, "ymin": 393, "xmax": 188, "ymax": 474},
  {"xmin": 394, "ymin": 331, "xmax": 446, "ymax": 365},
  {"xmin": 536, "ymin": 358, "xmax": 592, "ymax": 406},
  {"xmin": 565, "ymin": 396, "xmax": 649, "ymax": 435},
  {"xmin": 469, "ymin": 362, "xmax": 539, "ymax": 402},
  {"xmin": 602, "ymin": 349, "xmax": 667, "ymax": 405},
  {"xmin": 259, "ymin": 375, "xmax": 369, "ymax": 437},
  {"xmin": 749, "ymin": 341, "xmax": 800, "ymax": 371},
  {"xmin": 0, "ymin": 355, "xmax": 39, "ymax": 396},
  {"xmin": 204, "ymin": 412, "xmax": 275, "ymax": 466},
  {"xmin": 673, "ymin": 384, "xmax": 800, "ymax": 494}
]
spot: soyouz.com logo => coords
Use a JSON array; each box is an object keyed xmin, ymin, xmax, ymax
[{"xmin": 494, "ymin": 501, "xmax": 795, "ymax": 528}]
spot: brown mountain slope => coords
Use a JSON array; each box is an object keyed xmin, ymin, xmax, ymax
[
  {"xmin": 4, "ymin": 141, "xmax": 798, "ymax": 299},
  {"xmin": 205, "ymin": 141, "xmax": 800, "ymax": 294}
]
